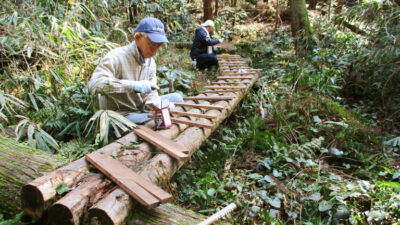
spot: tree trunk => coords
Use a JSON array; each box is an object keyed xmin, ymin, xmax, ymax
[
  {"xmin": 0, "ymin": 136, "xmax": 63, "ymax": 219},
  {"xmin": 214, "ymin": 0, "xmax": 219, "ymax": 17},
  {"xmin": 289, "ymin": 0, "xmax": 314, "ymax": 55},
  {"xmin": 22, "ymin": 129, "xmax": 184, "ymax": 220},
  {"xmin": 308, "ymin": 0, "xmax": 318, "ymax": 9},
  {"xmin": 203, "ymin": 0, "xmax": 214, "ymax": 21}
]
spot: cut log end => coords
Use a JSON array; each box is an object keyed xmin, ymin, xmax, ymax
[
  {"xmin": 86, "ymin": 208, "xmax": 115, "ymax": 225},
  {"xmin": 21, "ymin": 184, "xmax": 46, "ymax": 219},
  {"xmin": 48, "ymin": 203, "xmax": 75, "ymax": 225}
]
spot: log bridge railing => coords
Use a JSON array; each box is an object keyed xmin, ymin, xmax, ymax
[{"xmin": 21, "ymin": 54, "xmax": 261, "ymax": 225}]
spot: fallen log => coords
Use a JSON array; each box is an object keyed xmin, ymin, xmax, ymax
[
  {"xmin": 48, "ymin": 173, "xmax": 112, "ymax": 225},
  {"xmin": 23, "ymin": 55, "xmax": 258, "ymax": 225},
  {"xmin": 0, "ymin": 136, "xmax": 63, "ymax": 218},
  {"xmin": 86, "ymin": 61, "xmax": 259, "ymax": 224},
  {"xmin": 21, "ymin": 124, "xmax": 188, "ymax": 219}
]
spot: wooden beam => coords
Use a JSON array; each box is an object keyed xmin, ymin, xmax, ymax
[
  {"xmin": 219, "ymin": 62, "xmax": 247, "ymax": 65},
  {"xmin": 170, "ymin": 110, "xmax": 217, "ymax": 119},
  {"xmin": 174, "ymin": 102, "xmax": 224, "ymax": 110},
  {"xmin": 134, "ymin": 126, "xmax": 189, "ymax": 160},
  {"xmin": 222, "ymin": 72, "xmax": 258, "ymax": 76},
  {"xmin": 183, "ymin": 96, "xmax": 233, "ymax": 101},
  {"xmin": 86, "ymin": 152, "xmax": 168, "ymax": 208},
  {"xmin": 170, "ymin": 117, "xmax": 214, "ymax": 129},
  {"xmin": 203, "ymin": 85, "xmax": 246, "ymax": 89},
  {"xmin": 148, "ymin": 114, "xmax": 214, "ymax": 129},
  {"xmin": 210, "ymin": 81, "xmax": 250, "ymax": 85},
  {"xmin": 198, "ymin": 90, "xmax": 240, "ymax": 94},
  {"xmin": 217, "ymin": 75, "xmax": 254, "ymax": 80}
]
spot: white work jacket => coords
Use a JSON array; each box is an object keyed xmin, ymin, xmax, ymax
[{"xmin": 88, "ymin": 42, "xmax": 159, "ymax": 114}]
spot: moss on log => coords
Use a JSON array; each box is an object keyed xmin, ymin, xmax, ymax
[
  {"xmin": 128, "ymin": 203, "xmax": 228, "ymax": 225},
  {"xmin": 0, "ymin": 136, "xmax": 63, "ymax": 218}
]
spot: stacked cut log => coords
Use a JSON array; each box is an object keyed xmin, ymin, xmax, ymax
[
  {"xmin": 21, "ymin": 54, "xmax": 260, "ymax": 225},
  {"xmin": 0, "ymin": 137, "xmax": 63, "ymax": 218}
]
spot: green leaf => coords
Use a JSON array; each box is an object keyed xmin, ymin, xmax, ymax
[
  {"xmin": 207, "ymin": 188, "xmax": 216, "ymax": 196},
  {"xmin": 318, "ymin": 200, "xmax": 332, "ymax": 212},
  {"xmin": 268, "ymin": 197, "xmax": 281, "ymax": 208},
  {"xmin": 56, "ymin": 183, "xmax": 71, "ymax": 195}
]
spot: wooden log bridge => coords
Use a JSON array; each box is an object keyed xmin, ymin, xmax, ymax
[{"xmin": 21, "ymin": 54, "xmax": 261, "ymax": 225}]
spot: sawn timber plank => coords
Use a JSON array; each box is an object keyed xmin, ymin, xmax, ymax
[
  {"xmin": 174, "ymin": 102, "xmax": 224, "ymax": 110},
  {"xmin": 134, "ymin": 125, "xmax": 189, "ymax": 160},
  {"xmin": 217, "ymin": 75, "xmax": 254, "ymax": 80},
  {"xmin": 203, "ymin": 86, "xmax": 246, "ymax": 89},
  {"xmin": 183, "ymin": 96, "xmax": 233, "ymax": 101},
  {"xmin": 147, "ymin": 114, "xmax": 214, "ymax": 129},
  {"xmin": 86, "ymin": 152, "xmax": 172, "ymax": 208},
  {"xmin": 170, "ymin": 110, "xmax": 217, "ymax": 119}
]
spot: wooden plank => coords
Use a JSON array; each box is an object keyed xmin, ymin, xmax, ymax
[
  {"xmin": 220, "ymin": 62, "xmax": 246, "ymax": 64},
  {"xmin": 204, "ymin": 85, "xmax": 246, "ymax": 89},
  {"xmin": 174, "ymin": 102, "xmax": 224, "ymax": 110},
  {"xmin": 170, "ymin": 117, "xmax": 214, "ymax": 129},
  {"xmin": 183, "ymin": 96, "xmax": 233, "ymax": 101},
  {"xmin": 134, "ymin": 126, "xmax": 189, "ymax": 160},
  {"xmin": 148, "ymin": 115, "xmax": 214, "ymax": 129},
  {"xmin": 199, "ymin": 90, "xmax": 240, "ymax": 94},
  {"xmin": 210, "ymin": 81, "xmax": 250, "ymax": 85},
  {"xmin": 222, "ymin": 72, "xmax": 258, "ymax": 76},
  {"xmin": 85, "ymin": 152, "xmax": 162, "ymax": 208},
  {"xmin": 170, "ymin": 110, "xmax": 217, "ymax": 119},
  {"xmin": 224, "ymin": 68, "xmax": 262, "ymax": 72},
  {"xmin": 217, "ymin": 76, "xmax": 254, "ymax": 80}
]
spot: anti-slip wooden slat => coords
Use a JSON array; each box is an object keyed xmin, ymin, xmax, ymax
[
  {"xmin": 170, "ymin": 110, "xmax": 217, "ymax": 119},
  {"xmin": 222, "ymin": 72, "xmax": 259, "ymax": 76},
  {"xmin": 199, "ymin": 90, "xmax": 240, "ymax": 94},
  {"xmin": 224, "ymin": 68, "xmax": 262, "ymax": 72},
  {"xmin": 170, "ymin": 117, "xmax": 214, "ymax": 129},
  {"xmin": 210, "ymin": 81, "xmax": 250, "ymax": 85},
  {"xmin": 86, "ymin": 152, "xmax": 167, "ymax": 208},
  {"xmin": 183, "ymin": 96, "xmax": 233, "ymax": 101},
  {"xmin": 175, "ymin": 102, "xmax": 224, "ymax": 110},
  {"xmin": 134, "ymin": 126, "xmax": 189, "ymax": 160},
  {"xmin": 148, "ymin": 114, "xmax": 214, "ymax": 129},
  {"xmin": 221, "ymin": 66, "xmax": 250, "ymax": 69},
  {"xmin": 217, "ymin": 76, "xmax": 254, "ymax": 80},
  {"xmin": 204, "ymin": 86, "xmax": 247, "ymax": 89},
  {"xmin": 220, "ymin": 62, "xmax": 247, "ymax": 64}
]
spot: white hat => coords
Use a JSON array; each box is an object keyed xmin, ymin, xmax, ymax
[{"xmin": 201, "ymin": 20, "xmax": 214, "ymax": 27}]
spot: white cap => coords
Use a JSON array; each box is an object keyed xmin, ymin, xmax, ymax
[{"xmin": 201, "ymin": 20, "xmax": 215, "ymax": 27}]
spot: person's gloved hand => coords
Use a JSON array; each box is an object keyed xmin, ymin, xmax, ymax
[
  {"xmin": 218, "ymin": 39, "xmax": 224, "ymax": 43},
  {"xmin": 193, "ymin": 59, "xmax": 197, "ymax": 69},
  {"xmin": 131, "ymin": 80, "xmax": 159, "ymax": 94},
  {"xmin": 161, "ymin": 99, "xmax": 175, "ymax": 110},
  {"xmin": 145, "ymin": 97, "xmax": 161, "ymax": 110}
]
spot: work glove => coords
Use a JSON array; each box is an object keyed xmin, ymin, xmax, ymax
[
  {"xmin": 131, "ymin": 80, "xmax": 159, "ymax": 94},
  {"xmin": 218, "ymin": 39, "xmax": 223, "ymax": 43},
  {"xmin": 193, "ymin": 59, "xmax": 197, "ymax": 69},
  {"xmin": 161, "ymin": 99, "xmax": 175, "ymax": 110}
]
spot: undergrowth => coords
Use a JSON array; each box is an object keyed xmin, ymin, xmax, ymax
[{"xmin": 172, "ymin": 4, "xmax": 400, "ymax": 223}]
